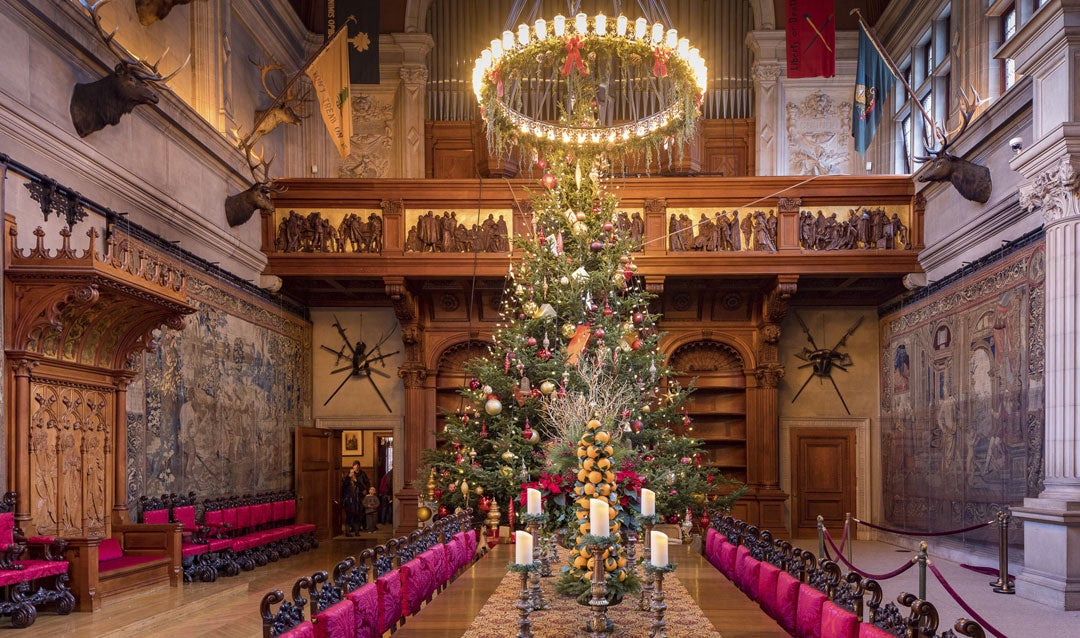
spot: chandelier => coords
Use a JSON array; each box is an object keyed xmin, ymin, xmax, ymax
[{"xmin": 471, "ymin": 11, "xmax": 707, "ymax": 156}]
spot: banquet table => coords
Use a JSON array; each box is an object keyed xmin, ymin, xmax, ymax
[{"xmin": 394, "ymin": 542, "xmax": 789, "ymax": 637}]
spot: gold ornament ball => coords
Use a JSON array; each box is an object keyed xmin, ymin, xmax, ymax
[
  {"xmin": 692, "ymin": 493, "xmax": 706, "ymax": 505},
  {"xmin": 485, "ymin": 397, "xmax": 503, "ymax": 415},
  {"xmin": 562, "ymin": 323, "xmax": 578, "ymax": 339},
  {"xmin": 416, "ymin": 506, "xmax": 433, "ymax": 522},
  {"xmin": 642, "ymin": 404, "xmax": 652, "ymax": 414},
  {"xmin": 575, "ymin": 211, "xmax": 587, "ymax": 222},
  {"xmin": 475, "ymin": 485, "xmax": 484, "ymax": 495},
  {"xmin": 560, "ymin": 276, "xmax": 570, "ymax": 286},
  {"xmin": 540, "ymin": 380, "xmax": 556, "ymax": 395},
  {"xmin": 501, "ymin": 450, "xmax": 516, "ymax": 462},
  {"xmin": 523, "ymin": 301, "xmax": 539, "ymax": 316}
]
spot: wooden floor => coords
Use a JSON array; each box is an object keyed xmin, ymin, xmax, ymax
[{"xmin": 20, "ymin": 538, "xmax": 786, "ymax": 637}]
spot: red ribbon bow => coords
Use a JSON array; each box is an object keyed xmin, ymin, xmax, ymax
[
  {"xmin": 490, "ymin": 65, "xmax": 504, "ymax": 97},
  {"xmin": 561, "ymin": 36, "xmax": 588, "ymax": 77},
  {"xmin": 653, "ymin": 47, "xmax": 670, "ymax": 78}
]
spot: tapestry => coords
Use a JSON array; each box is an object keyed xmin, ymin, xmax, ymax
[
  {"xmin": 126, "ymin": 276, "xmax": 311, "ymax": 512},
  {"xmin": 879, "ymin": 242, "xmax": 1044, "ymax": 548}
]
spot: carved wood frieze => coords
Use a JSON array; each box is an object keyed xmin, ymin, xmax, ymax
[{"xmin": 669, "ymin": 340, "xmax": 745, "ymax": 372}]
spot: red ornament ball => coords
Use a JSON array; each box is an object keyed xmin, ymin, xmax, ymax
[
  {"xmin": 631, "ymin": 339, "xmax": 642, "ymax": 350},
  {"xmin": 631, "ymin": 420, "xmax": 644, "ymax": 433},
  {"xmin": 603, "ymin": 222, "xmax": 614, "ymax": 232},
  {"xmin": 469, "ymin": 379, "xmax": 482, "ymax": 390},
  {"xmin": 527, "ymin": 337, "xmax": 537, "ymax": 347},
  {"xmin": 666, "ymin": 513, "xmax": 680, "ymax": 524},
  {"xmin": 536, "ymin": 158, "xmax": 548, "ymax": 171},
  {"xmin": 541, "ymin": 173, "xmax": 557, "ymax": 189},
  {"xmin": 439, "ymin": 505, "xmax": 450, "ymax": 517},
  {"xmin": 594, "ymin": 328, "xmax": 606, "ymax": 339},
  {"xmin": 632, "ymin": 311, "xmax": 645, "ymax": 324},
  {"xmin": 592, "ymin": 205, "xmax": 601, "ymax": 213}
]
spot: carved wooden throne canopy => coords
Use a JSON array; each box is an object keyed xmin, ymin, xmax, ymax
[{"xmin": 4, "ymin": 217, "xmax": 195, "ymax": 538}]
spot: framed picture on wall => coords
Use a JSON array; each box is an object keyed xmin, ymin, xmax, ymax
[{"xmin": 342, "ymin": 430, "xmax": 364, "ymax": 455}]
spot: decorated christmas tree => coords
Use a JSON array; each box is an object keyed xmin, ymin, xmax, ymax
[{"xmin": 421, "ymin": 152, "xmax": 743, "ymax": 599}]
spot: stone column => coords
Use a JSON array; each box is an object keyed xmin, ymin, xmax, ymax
[
  {"xmin": 10, "ymin": 358, "xmax": 36, "ymax": 531},
  {"xmin": 1014, "ymin": 156, "xmax": 1080, "ymax": 608},
  {"xmin": 397, "ymin": 365, "xmax": 429, "ymax": 535},
  {"xmin": 746, "ymin": 30, "xmax": 784, "ymax": 176},
  {"xmin": 391, "ymin": 34, "xmax": 435, "ymax": 178},
  {"xmin": 112, "ymin": 375, "xmax": 132, "ymax": 526}
]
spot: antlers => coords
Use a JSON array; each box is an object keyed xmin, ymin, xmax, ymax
[
  {"xmin": 244, "ymin": 146, "xmax": 285, "ymax": 192},
  {"xmin": 919, "ymin": 86, "xmax": 988, "ymax": 157},
  {"xmin": 81, "ymin": 0, "xmax": 190, "ymax": 82}
]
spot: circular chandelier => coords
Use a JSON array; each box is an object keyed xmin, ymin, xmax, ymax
[{"xmin": 471, "ymin": 12, "xmax": 707, "ymax": 156}]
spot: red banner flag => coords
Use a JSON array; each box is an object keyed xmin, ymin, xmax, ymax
[{"xmin": 786, "ymin": 1, "xmax": 835, "ymax": 78}]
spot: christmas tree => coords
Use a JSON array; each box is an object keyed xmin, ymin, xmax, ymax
[{"xmin": 421, "ymin": 151, "xmax": 742, "ymax": 599}]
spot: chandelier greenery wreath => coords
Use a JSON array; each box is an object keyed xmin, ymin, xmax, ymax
[{"xmin": 471, "ymin": 11, "xmax": 707, "ymax": 157}]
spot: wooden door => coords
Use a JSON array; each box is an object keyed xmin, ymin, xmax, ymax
[
  {"xmin": 791, "ymin": 429, "xmax": 856, "ymax": 538},
  {"xmin": 294, "ymin": 427, "xmax": 337, "ymax": 540}
]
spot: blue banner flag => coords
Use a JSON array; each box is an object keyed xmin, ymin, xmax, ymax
[{"xmin": 852, "ymin": 24, "xmax": 895, "ymax": 154}]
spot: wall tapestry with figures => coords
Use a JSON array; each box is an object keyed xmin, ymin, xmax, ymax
[
  {"xmin": 125, "ymin": 276, "xmax": 311, "ymax": 511},
  {"xmin": 879, "ymin": 241, "xmax": 1044, "ymax": 549}
]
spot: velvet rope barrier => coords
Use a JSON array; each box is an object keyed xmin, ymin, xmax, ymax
[
  {"xmin": 821, "ymin": 527, "xmax": 917, "ymax": 581},
  {"xmin": 928, "ymin": 562, "xmax": 1007, "ymax": 638},
  {"xmin": 851, "ymin": 517, "xmax": 994, "ymax": 537},
  {"xmin": 821, "ymin": 519, "xmax": 849, "ymax": 561}
]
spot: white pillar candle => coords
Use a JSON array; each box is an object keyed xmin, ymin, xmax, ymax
[
  {"xmin": 515, "ymin": 531, "xmax": 533, "ymax": 565},
  {"xmin": 534, "ymin": 18, "xmax": 547, "ymax": 40},
  {"xmin": 553, "ymin": 14, "xmax": 566, "ymax": 37},
  {"xmin": 616, "ymin": 15, "xmax": 628, "ymax": 37},
  {"xmin": 634, "ymin": 18, "xmax": 647, "ymax": 40},
  {"xmin": 589, "ymin": 498, "xmax": 610, "ymax": 537},
  {"xmin": 641, "ymin": 488, "xmax": 655, "ymax": 516},
  {"xmin": 665, "ymin": 29, "xmax": 678, "ymax": 49},
  {"xmin": 651, "ymin": 23, "xmax": 664, "ymax": 44},
  {"xmin": 651, "ymin": 531, "xmax": 669, "ymax": 567},
  {"xmin": 502, "ymin": 30, "xmax": 515, "ymax": 52},
  {"xmin": 527, "ymin": 488, "xmax": 542, "ymax": 515},
  {"xmin": 594, "ymin": 13, "xmax": 606, "ymax": 36},
  {"xmin": 517, "ymin": 24, "xmax": 530, "ymax": 46},
  {"xmin": 575, "ymin": 13, "xmax": 587, "ymax": 34}
]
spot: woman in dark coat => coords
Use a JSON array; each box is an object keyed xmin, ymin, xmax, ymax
[{"xmin": 341, "ymin": 461, "xmax": 364, "ymax": 536}]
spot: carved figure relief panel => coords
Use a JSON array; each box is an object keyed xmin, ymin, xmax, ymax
[
  {"xmin": 786, "ymin": 92, "xmax": 852, "ymax": 176},
  {"xmin": 273, "ymin": 208, "xmax": 384, "ymax": 253},
  {"xmin": 879, "ymin": 243, "xmax": 1045, "ymax": 549},
  {"xmin": 797, "ymin": 205, "xmax": 912, "ymax": 251},
  {"xmin": 29, "ymin": 382, "xmax": 112, "ymax": 539},
  {"xmin": 404, "ymin": 209, "xmax": 513, "ymax": 254},
  {"xmin": 667, "ymin": 208, "xmax": 778, "ymax": 252},
  {"xmin": 340, "ymin": 94, "xmax": 395, "ymax": 178}
]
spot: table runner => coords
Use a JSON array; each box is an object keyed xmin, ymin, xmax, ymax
[{"xmin": 462, "ymin": 553, "xmax": 723, "ymax": 637}]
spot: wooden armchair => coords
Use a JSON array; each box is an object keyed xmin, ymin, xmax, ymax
[{"xmin": 63, "ymin": 523, "xmax": 181, "ymax": 612}]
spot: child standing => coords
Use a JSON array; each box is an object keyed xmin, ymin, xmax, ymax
[{"xmin": 363, "ymin": 486, "xmax": 380, "ymax": 532}]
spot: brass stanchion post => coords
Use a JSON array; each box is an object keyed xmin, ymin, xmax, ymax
[
  {"xmin": 817, "ymin": 515, "xmax": 825, "ymax": 559},
  {"xmin": 992, "ymin": 510, "xmax": 1015, "ymax": 594},
  {"xmin": 844, "ymin": 512, "xmax": 853, "ymax": 566},
  {"xmin": 917, "ymin": 541, "xmax": 928, "ymax": 600}
]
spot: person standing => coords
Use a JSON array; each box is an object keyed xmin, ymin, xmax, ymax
[
  {"xmin": 363, "ymin": 487, "xmax": 381, "ymax": 532},
  {"xmin": 341, "ymin": 462, "xmax": 363, "ymax": 537},
  {"xmin": 378, "ymin": 469, "xmax": 393, "ymax": 525}
]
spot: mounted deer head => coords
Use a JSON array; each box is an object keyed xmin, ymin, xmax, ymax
[
  {"xmin": 225, "ymin": 147, "xmax": 286, "ymax": 227},
  {"xmin": 70, "ymin": 0, "xmax": 190, "ymax": 137},
  {"xmin": 135, "ymin": 0, "xmax": 205, "ymax": 26},
  {"xmin": 246, "ymin": 56, "xmax": 312, "ymax": 145},
  {"xmin": 915, "ymin": 88, "xmax": 992, "ymax": 204}
]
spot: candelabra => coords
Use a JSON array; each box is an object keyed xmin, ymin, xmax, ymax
[
  {"xmin": 521, "ymin": 514, "xmax": 550, "ymax": 610},
  {"xmin": 638, "ymin": 515, "xmax": 658, "ymax": 611},
  {"xmin": 582, "ymin": 534, "xmax": 616, "ymax": 637},
  {"xmin": 507, "ymin": 562, "xmax": 540, "ymax": 638},
  {"xmin": 644, "ymin": 563, "xmax": 676, "ymax": 638}
]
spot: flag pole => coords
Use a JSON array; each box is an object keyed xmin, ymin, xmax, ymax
[
  {"xmin": 239, "ymin": 17, "xmax": 356, "ymax": 150},
  {"xmin": 850, "ymin": 9, "xmax": 938, "ymax": 142}
]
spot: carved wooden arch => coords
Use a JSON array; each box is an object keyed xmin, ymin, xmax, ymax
[
  {"xmin": 435, "ymin": 339, "xmax": 492, "ymax": 375},
  {"xmin": 661, "ymin": 331, "xmax": 757, "ymax": 372},
  {"xmin": 668, "ymin": 340, "xmax": 747, "ymax": 374}
]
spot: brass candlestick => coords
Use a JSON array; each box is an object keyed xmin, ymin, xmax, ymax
[
  {"xmin": 639, "ymin": 516, "xmax": 657, "ymax": 611},
  {"xmin": 588, "ymin": 543, "xmax": 609, "ymax": 637},
  {"xmin": 644, "ymin": 563, "xmax": 675, "ymax": 638},
  {"xmin": 523, "ymin": 516, "xmax": 550, "ymax": 609},
  {"xmin": 517, "ymin": 570, "xmax": 534, "ymax": 638}
]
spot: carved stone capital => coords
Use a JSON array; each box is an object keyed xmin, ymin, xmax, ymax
[
  {"xmin": 777, "ymin": 197, "xmax": 802, "ymax": 213},
  {"xmin": 752, "ymin": 63, "xmax": 781, "ymax": 84},
  {"xmin": 643, "ymin": 198, "xmax": 667, "ymax": 216},
  {"xmin": 754, "ymin": 364, "xmax": 785, "ymax": 388},
  {"xmin": 10, "ymin": 358, "xmax": 39, "ymax": 377},
  {"xmin": 763, "ymin": 275, "xmax": 798, "ymax": 323},
  {"xmin": 399, "ymin": 65, "xmax": 429, "ymax": 86},
  {"xmin": 381, "ymin": 199, "xmax": 404, "ymax": 218},
  {"xmin": 399, "ymin": 366, "xmax": 428, "ymax": 388},
  {"xmin": 384, "ymin": 278, "xmax": 417, "ymax": 326},
  {"xmin": 1020, "ymin": 157, "xmax": 1080, "ymax": 225}
]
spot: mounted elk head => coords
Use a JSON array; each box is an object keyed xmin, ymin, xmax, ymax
[
  {"xmin": 135, "ymin": 0, "xmax": 205, "ymax": 26},
  {"xmin": 915, "ymin": 89, "xmax": 992, "ymax": 204},
  {"xmin": 70, "ymin": 0, "xmax": 190, "ymax": 137},
  {"xmin": 244, "ymin": 57, "xmax": 312, "ymax": 146},
  {"xmin": 225, "ymin": 148, "xmax": 286, "ymax": 227}
]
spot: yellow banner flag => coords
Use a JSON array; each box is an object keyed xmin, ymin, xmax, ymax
[{"xmin": 306, "ymin": 30, "xmax": 352, "ymax": 159}]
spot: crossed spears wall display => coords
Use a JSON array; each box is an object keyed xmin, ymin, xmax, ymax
[
  {"xmin": 790, "ymin": 312, "xmax": 863, "ymax": 415},
  {"xmin": 320, "ymin": 315, "xmax": 400, "ymax": 410}
]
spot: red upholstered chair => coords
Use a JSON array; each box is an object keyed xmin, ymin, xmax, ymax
[
  {"xmin": 733, "ymin": 545, "xmax": 751, "ymax": 588},
  {"xmin": 705, "ymin": 529, "xmax": 718, "ymax": 563},
  {"xmin": 757, "ymin": 562, "xmax": 781, "ymax": 619},
  {"xmin": 795, "ymin": 584, "xmax": 828, "ymax": 638},
  {"xmin": 719, "ymin": 541, "xmax": 737, "ymax": 578},
  {"xmin": 312, "ymin": 597, "xmax": 354, "ymax": 638},
  {"xmin": 742, "ymin": 557, "xmax": 761, "ymax": 601},
  {"xmin": 774, "ymin": 570, "xmax": 801, "ymax": 634},
  {"xmin": 346, "ymin": 582, "xmax": 379, "ymax": 638},
  {"xmin": 376, "ymin": 570, "xmax": 403, "ymax": 634},
  {"xmin": 820, "ymin": 601, "xmax": 860, "ymax": 638},
  {"xmin": 401, "ymin": 550, "xmax": 440, "ymax": 616},
  {"xmin": 858, "ymin": 622, "xmax": 897, "ymax": 638}
]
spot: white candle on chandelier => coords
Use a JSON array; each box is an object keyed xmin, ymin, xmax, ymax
[
  {"xmin": 594, "ymin": 13, "xmax": 606, "ymax": 36},
  {"xmin": 634, "ymin": 18, "xmax": 647, "ymax": 39},
  {"xmin": 480, "ymin": 49, "xmax": 492, "ymax": 68},
  {"xmin": 527, "ymin": 488, "xmax": 541, "ymax": 515},
  {"xmin": 534, "ymin": 18, "xmax": 547, "ymax": 39},
  {"xmin": 515, "ymin": 531, "xmax": 533, "ymax": 565},
  {"xmin": 502, "ymin": 30, "xmax": 515, "ymax": 52},
  {"xmin": 589, "ymin": 498, "xmax": 610, "ymax": 537},
  {"xmin": 490, "ymin": 39, "xmax": 503, "ymax": 59},
  {"xmin": 616, "ymin": 15, "xmax": 628, "ymax": 37},
  {"xmin": 677, "ymin": 37, "xmax": 690, "ymax": 58},
  {"xmin": 665, "ymin": 29, "xmax": 678, "ymax": 49},
  {"xmin": 575, "ymin": 13, "xmax": 587, "ymax": 34},
  {"xmin": 651, "ymin": 23, "xmax": 664, "ymax": 44},
  {"xmin": 651, "ymin": 531, "xmax": 669, "ymax": 567},
  {"xmin": 518, "ymin": 24, "xmax": 530, "ymax": 45},
  {"xmin": 641, "ymin": 488, "xmax": 656, "ymax": 516},
  {"xmin": 553, "ymin": 14, "xmax": 566, "ymax": 37}
]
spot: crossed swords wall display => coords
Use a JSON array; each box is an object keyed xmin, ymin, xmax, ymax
[
  {"xmin": 790, "ymin": 312, "xmax": 863, "ymax": 415},
  {"xmin": 320, "ymin": 315, "xmax": 400, "ymax": 411},
  {"xmin": 804, "ymin": 14, "xmax": 833, "ymax": 53}
]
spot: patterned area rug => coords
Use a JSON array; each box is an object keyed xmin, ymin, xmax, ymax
[{"xmin": 462, "ymin": 558, "xmax": 723, "ymax": 637}]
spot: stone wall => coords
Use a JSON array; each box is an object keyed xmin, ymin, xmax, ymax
[{"xmin": 878, "ymin": 240, "xmax": 1045, "ymax": 549}]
